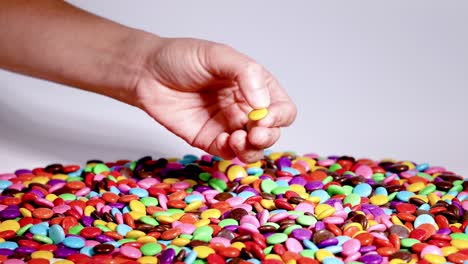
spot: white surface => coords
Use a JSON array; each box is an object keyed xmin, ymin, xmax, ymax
[{"xmin": 1, "ymin": 1, "xmax": 467, "ymax": 175}]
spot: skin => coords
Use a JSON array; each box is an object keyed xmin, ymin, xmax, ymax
[{"xmin": 0, "ymin": 0, "xmax": 297, "ymax": 163}]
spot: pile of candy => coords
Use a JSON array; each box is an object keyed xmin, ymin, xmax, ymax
[{"xmin": 0, "ymin": 152, "xmax": 467, "ymax": 264}]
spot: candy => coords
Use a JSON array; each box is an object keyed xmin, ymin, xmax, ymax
[
  {"xmin": 248, "ymin": 108, "xmax": 269, "ymax": 121},
  {"xmin": 0, "ymin": 152, "xmax": 466, "ymax": 263}
]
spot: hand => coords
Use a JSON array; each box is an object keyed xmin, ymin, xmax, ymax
[{"xmin": 134, "ymin": 37, "xmax": 297, "ymax": 163}]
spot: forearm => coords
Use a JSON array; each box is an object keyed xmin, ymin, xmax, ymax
[{"xmin": 0, "ymin": 0, "xmax": 156, "ymax": 105}]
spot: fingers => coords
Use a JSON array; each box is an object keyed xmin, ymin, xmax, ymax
[
  {"xmin": 207, "ymin": 132, "xmax": 236, "ymax": 160},
  {"xmin": 229, "ymin": 130, "xmax": 264, "ymax": 163},
  {"xmin": 200, "ymin": 43, "xmax": 270, "ymax": 109},
  {"xmin": 257, "ymin": 101, "xmax": 297, "ymax": 128},
  {"xmin": 247, "ymin": 126, "xmax": 281, "ymax": 149}
]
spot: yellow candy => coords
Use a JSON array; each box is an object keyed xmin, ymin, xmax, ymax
[
  {"xmin": 231, "ymin": 242, "xmax": 246, "ymax": 251},
  {"xmin": 260, "ymin": 199, "xmax": 276, "ymax": 210},
  {"xmin": 423, "ymin": 254, "xmax": 446, "ymax": 264},
  {"xmin": 163, "ymin": 178, "xmax": 179, "ymax": 184},
  {"xmin": 286, "ymin": 260, "xmax": 297, "ymax": 264},
  {"xmin": 156, "ymin": 215, "xmax": 175, "ymax": 224},
  {"xmin": 265, "ymin": 254, "xmax": 282, "ymax": 260},
  {"xmin": 240, "ymin": 176, "xmax": 259, "ymax": 185},
  {"xmin": 294, "ymin": 157, "xmax": 317, "ymax": 169},
  {"xmin": 305, "ymin": 196, "xmax": 321, "ymax": 203},
  {"xmin": 344, "ymin": 222, "xmax": 363, "ymax": 231},
  {"xmin": 0, "ymin": 238, "xmax": 4, "ymax": 243},
  {"xmin": 137, "ymin": 236, "xmax": 157, "ymax": 244},
  {"xmin": 200, "ymin": 209, "xmax": 221, "ymax": 219},
  {"xmin": 130, "ymin": 211, "xmax": 147, "ymax": 220},
  {"xmin": 171, "ymin": 213, "xmax": 184, "ymax": 221},
  {"xmin": 54, "ymin": 261, "xmax": 74, "ymax": 264},
  {"xmin": 31, "ymin": 176, "xmax": 49, "ymax": 184},
  {"xmin": 85, "ymin": 205, "xmax": 96, "ymax": 216},
  {"xmin": 248, "ymin": 108, "xmax": 269, "ymax": 121},
  {"xmin": 94, "ymin": 220, "xmax": 107, "ymax": 226},
  {"xmin": 0, "ymin": 220, "xmax": 20, "ymax": 232},
  {"xmin": 137, "ymin": 256, "xmax": 158, "ymax": 264},
  {"xmin": 185, "ymin": 200, "xmax": 203, "ymax": 212},
  {"xmin": 369, "ymin": 194, "xmax": 389, "ymax": 206},
  {"xmin": 315, "ymin": 204, "xmax": 336, "ymax": 220},
  {"xmin": 298, "ymin": 192, "xmax": 309, "ymax": 199},
  {"xmin": 218, "ymin": 160, "xmax": 232, "ymax": 172},
  {"xmin": 107, "ymin": 222, "xmax": 117, "ymax": 231},
  {"xmin": 246, "ymin": 161, "xmax": 262, "ymax": 168},
  {"xmin": 441, "ymin": 194, "xmax": 455, "ymax": 200},
  {"xmin": 45, "ymin": 194, "xmax": 58, "ymax": 202},
  {"xmin": 227, "ymin": 165, "xmax": 247, "ymax": 181},
  {"xmin": 315, "ymin": 249, "xmax": 333, "ymax": 262},
  {"xmin": 194, "ymin": 219, "xmax": 210, "ymax": 228},
  {"xmin": 126, "ymin": 230, "xmax": 146, "ymax": 239},
  {"xmin": 193, "ymin": 245, "xmax": 215, "ymax": 259},
  {"xmin": 451, "ymin": 239, "xmax": 468, "ymax": 249},
  {"xmin": 184, "ymin": 179, "xmax": 197, "ymax": 187},
  {"xmin": 19, "ymin": 208, "xmax": 32, "ymax": 217},
  {"xmin": 428, "ymin": 193, "xmax": 440, "ymax": 206},
  {"xmin": 268, "ymin": 152, "xmax": 284, "ymax": 160},
  {"xmin": 129, "ymin": 200, "xmax": 146, "ymax": 212},
  {"xmin": 31, "ymin": 250, "xmax": 53, "ymax": 259},
  {"xmin": 407, "ymin": 182, "xmax": 425, "ymax": 192},
  {"xmin": 441, "ymin": 246, "xmax": 458, "ymax": 256},
  {"xmin": 391, "ymin": 215, "xmax": 404, "ymax": 225},
  {"xmin": 290, "ymin": 184, "xmax": 306, "ymax": 193},
  {"xmin": 172, "ymin": 238, "xmax": 191, "ymax": 247},
  {"xmin": 389, "ymin": 259, "xmax": 407, "ymax": 264},
  {"xmin": 411, "ymin": 195, "xmax": 428, "ymax": 203},
  {"xmin": 52, "ymin": 174, "xmax": 68, "ymax": 180},
  {"xmin": 401, "ymin": 161, "xmax": 415, "ymax": 170}
]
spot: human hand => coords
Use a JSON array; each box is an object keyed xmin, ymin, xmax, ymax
[{"xmin": 134, "ymin": 37, "xmax": 297, "ymax": 163}]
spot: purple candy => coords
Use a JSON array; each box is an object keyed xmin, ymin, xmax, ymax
[
  {"xmin": 30, "ymin": 189, "xmax": 45, "ymax": 198},
  {"xmin": 0, "ymin": 209, "xmax": 20, "ymax": 219},
  {"xmin": 289, "ymin": 176, "xmax": 307, "ymax": 186},
  {"xmin": 291, "ymin": 228, "xmax": 312, "ymax": 240},
  {"xmin": 54, "ymin": 248, "xmax": 77, "ymax": 258},
  {"xmin": 318, "ymin": 237, "xmax": 338, "ymax": 248},
  {"xmin": 276, "ymin": 157, "xmax": 292, "ymax": 170},
  {"xmin": 360, "ymin": 246, "xmax": 377, "ymax": 253},
  {"xmin": 15, "ymin": 169, "xmax": 32, "ymax": 175},
  {"xmin": 95, "ymin": 234, "xmax": 114, "ymax": 243},
  {"xmin": 314, "ymin": 221, "xmax": 325, "ymax": 231},
  {"xmin": 437, "ymin": 228, "xmax": 451, "ymax": 235},
  {"xmin": 305, "ymin": 181, "xmax": 323, "ymax": 191},
  {"xmin": 360, "ymin": 253, "xmax": 383, "ymax": 264},
  {"xmin": 108, "ymin": 203, "xmax": 125, "ymax": 209},
  {"xmin": 48, "ymin": 179, "xmax": 66, "ymax": 186},
  {"xmin": 159, "ymin": 248, "xmax": 176, "ymax": 264},
  {"xmin": 81, "ymin": 216, "xmax": 94, "ymax": 227},
  {"xmin": 223, "ymin": 225, "xmax": 239, "ymax": 232},
  {"xmin": 15, "ymin": 246, "xmax": 36, "ymax": 254},
  {"xmin": 0, "ymin": 249, "xmax": 14, "ymax": 256}
]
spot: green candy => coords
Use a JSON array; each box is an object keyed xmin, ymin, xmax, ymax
[
  {"xmin": 322, "ymin": 176, "xmax": 333, "ymax": 185},
  {"xmin": 266, "ymin": 233, "xmax": 288, "ymax": 244},
  {"xmin": 401, "ymin": 238, "xmax": 420, "ymax": 248},
  {"xmin": 93, "ymin": 163, "xmax": 110, "ymax": 174},
  {"xmin": 296, "ymin": 215, "xmax": 317, "ymax": 226},
  {"xmin": 343, "ymin": 193, "xmax": 361, "ymax": 206},
  {"xmin": 419, "ymin": 184, "xmax": 436, "ymax": 195},
  {"xmin": 451, "ymin": 233, "xmax": 468, "ymax": 240},
  {"xmin": 261, "ymin": 179, "xmax": 277, "ymax": 193},
  {"xmin": 218, "ymin": 219, "xmax": 238, "ymax": 228},
  {"xmin": 34, "ymin": 234, "xmax": 53, "ymax": 244},
  {"xmin": 342, "ymin": 185, "xmax": 353, "ymax": 195},
  {"xmin": 179, "ymin": 234, "xmax": 192, "ymax": 240},
  {"xmin": 69, "ymin": 224, "xmax": 84, "ymax": 234},
  {"xmin": 272, "ymin": 186, "xmax": 290, "ymax": 195},
  {"xmin": 59, "ymin": 193, "xmax": 76, "ymax": 201},
  {"xmin": 416, "ymin": 172, "xmax": 432, "ymax": 180},
  {"xmin": 283, "ymin": 224, "xmax": 301, "ymax": 235},
  {"xmin": 288, "ymin": 211, "xmax": 304, "ymax": 216},
  {"xmin": 107, "ymin": 175, "xmax": 118, "ymax": 182},
  {"xmin": 66, "ymin": 177, "xmax": 83, "ymax": 182},
  {"xmin": 449, "ymin": 185, "xmax": 463, "ymax": 193},
  {"xmin": 388, "ymin": 192, "xmax": 397, "ymax": 201},
  {"xmin": 140, "ymin": 197, "xmax": 158, "ymax": 206},
  {"xmin": 95, "ymin": 224, "xmax": 110, "ymax": 233},
  {"xmin": 300, "ymin": 249, "xmax": 316, "ymax": 258},
  {"xmin": 166, "ymin": 209, "xmax": 184, "ymax": 215},
  {"xmin": 16, "ymin": 224, "xmax": 33, "ymax": 236},
  {"xmin": 327, "ymin": 185, "xmax": 345, "ymax": 195},
  {"xmin": 262, "ymin": 222, "xmax": 280, "ymax": 229},
  {"xmin": 194, "ymin": 260, "xmax": 206, "ymax": 264},
  {"xmin": 328, "ymin": 163, "xmax": 342, "ymax": 172},
  {"xmin": 198, "ymin": 172, "xmax": 211, "ymax": 182},
  {"xmin": 372, "ymin": 173, "xmax": 385, "ymax": 182},
  {"xmin": 208, "ymin": 178, "xmax": 227, "ymax": 192},
  {"xmin": 140, "ymin": 216, "xmax": 158, "ymax": 226},
  {"xmin": 263, "ymin": 245, "xmax": 273, "ymax": 255},
  {"xmin": 129, "ymin": 161, "xmax": 137, "ymax": 170},
  {"xmin": 118, "ymin": 238, "xmax": 137, "ymax": 245},
  {"xmin": 140, "ymin": 243, "xmax": 162, "ymax": 256},
  {"xmin": 193, "ymin": 226, "xmax": 213, "ymax": 242}
]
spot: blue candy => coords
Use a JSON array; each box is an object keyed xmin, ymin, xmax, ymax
[
  {"xmin": 63, "ymin": 236, "xmax": 85, "ymax": 249},
  {"xmin": 353, "ymin": 183, "xmax": 372, "ymax": 197}
]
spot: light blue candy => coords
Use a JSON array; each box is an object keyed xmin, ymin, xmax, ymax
[
  {"xmin": 416, "ymin": 163, "xmax": 429, "ymax": 171},
  {"xmin": 68, "ymin": 168, "xmax": 83, "ymax": 177},
  {"xmin": 129, "ymin": 188, "xmax": 149, "ymax": 198},
  {"xmin": 325, "ymin": 245, "xmax": 342, "ymax": 254},
  {"xmin": 185, "ymin": 194, "xmax": 204, "ymax": 203},
  {"xmin": 303, "ymin": 239, "xmax": 319, "ymax": 251},
  {"xmin": 49, "ymin": 224, "xmax": 65, "ymax": 244},
  {"xmin": 396, "ymin": 191, "xmax": 415, "ymax": 202},
  {"xmin": 122, "ymin": 206, "xmax": 130, "ymax": 214},
  {"xmin": 0, "ymin": 241, "xmax": 18, "ymax": 250},
  {"xmin": 323, "ymin": 256, "xmax": 344, "ymax": 264},
  {"xmin": 0, "ymin": 180, "xmax": 12, "ymax": 189},
  {"xmin": 336, "ymin": 236, "xmax": 350, "ymax": 246},
  {"xmin": 80, "ymin": 246, "xmax": 94, "ymax": 256},
  {"xmin": 353, "ymin": 183, "xmax": 372, "ymax": 197},
  {"xmin": 88, "ymin": 191, "xmax": 99, "ymax": 198},
  {"xmin": 183, "ymin": 154, "xmax": 198, "ymax": 162},
  {"xmin": 111, "ymin": 208, "xmax": 121, "ymax": 217},
  {"xmin": 282, "ymin": 167, "xmax": 300, "ymax": 175},
  {"xmin": 414, "ymin": 214, "xmax": 436, "ymax": 228},
  {"xmin": 158, "ymin": 240, "xmax": 171, "ymax": 246},
  {"xmin": 375, "ymin": 187, "xmax": 388, "ymax": 196},
  {"xmin": 237, "ymin": 191, "xmax": 256, "ymax": 200},
  {"xmin": 63, "ymin": 236, "xmax": 85, "ymax": 249},
  {"xmin": 310, "ymin": 190, "xmax": 330, "ymax": 203},
  {"xmin": 184, "ymin": 250, "xmax": 197, "ymax": 264},
  {"xmin": 246, "ymin": 167, "xmax": 263, "ymax": 175},
  {"xmin": 344, "ymin": 207, "xmax": 352, "ymax": 214},
  {"xmin": 276, "ymin": 180, "xmax": 289, "ymax": 187},
  {"xmin": 419, "ymin": 204, "xmax": 430, "ymax": 211},
  {"xmin": 30, "ymin": 223, "xmax": 49, "ymax": 236},
  {"xmin": 247, "ymin": 259, "xmax": 261, "ymax": 264},
  {"xmin": 383, "ymin": 208, "xmax": 393, "ymax": 215},
  {"xmin": 116, "ymin": 224, "xmax": 132, "ymax": 236},
  {"xmin": 105, "ymin": 241, "xmax": 120, "ymax": 248},
  {"xmin": 109, "ymin": 186, "xmax": 120, "ymax": 195}
]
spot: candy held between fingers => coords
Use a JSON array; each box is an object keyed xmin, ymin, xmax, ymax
[
  {"xmin": 0, "ymin": 152, "xmax": 467, "ymax": 264},
  {"xmin": 248, "ymin": 108, "xmax": 269, "ymax": 121}
]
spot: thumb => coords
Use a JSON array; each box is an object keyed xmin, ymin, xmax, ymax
[{"xmin": 200, "ymin": 42, "xmax": 270, "ymax": 109}]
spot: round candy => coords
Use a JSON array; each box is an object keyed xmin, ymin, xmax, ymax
[{"xmin": 248, "ymin": 108, "xmax": 269, "ymax": 121}]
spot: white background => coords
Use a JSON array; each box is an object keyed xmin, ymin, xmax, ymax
[{"xmin": 1, "ymin": 1, "xmax": 467, "ymax": 175}]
